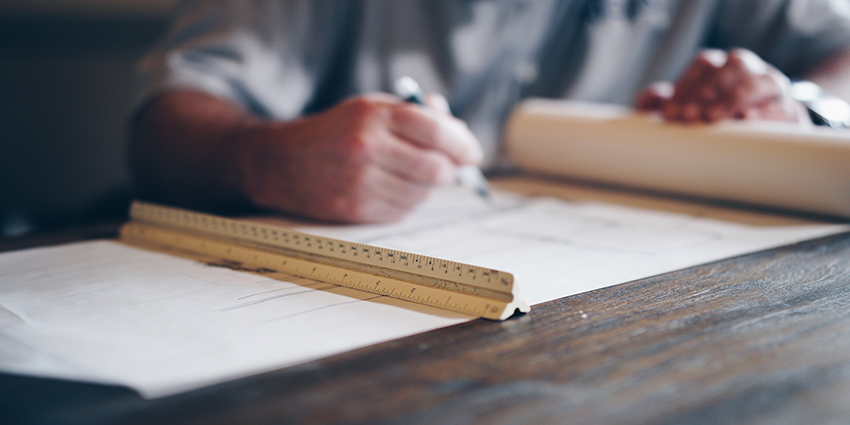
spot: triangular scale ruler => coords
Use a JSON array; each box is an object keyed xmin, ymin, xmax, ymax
[{"xmin": 120, "ymin": 201, "xmax": 529, "ymax": 320}]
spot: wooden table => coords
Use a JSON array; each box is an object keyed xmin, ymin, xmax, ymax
[{"xmin": 3, "ymin": 220, "xmax": 850, "ymax": 425}]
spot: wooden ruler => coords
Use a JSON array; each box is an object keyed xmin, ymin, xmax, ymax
[{"xmin": 120, "ymin": 201, "xmax": 529, "ymax": 320}]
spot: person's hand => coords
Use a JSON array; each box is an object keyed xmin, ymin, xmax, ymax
[
  {"xmin": 636, "ymin": 48, "xmax": 808, "ymax": 124},
  {"xmin": 240, "ymin": 93, "xmax": 483, "ymax": 223}
]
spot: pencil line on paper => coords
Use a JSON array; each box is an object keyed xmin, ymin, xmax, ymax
[
  {"xmin": 236, "ymin": 282, "xmax": 327, "ymax": 300},
  {"xmin": 266, "ymin": 296, "xmax": 383, "ymax": 322},
  {"xmin": 218, "ymin": 285, "xmax": 337, "ymax": 312}
]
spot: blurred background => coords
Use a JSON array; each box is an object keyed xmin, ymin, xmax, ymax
[{"xmin": 0, "ymin": 0, "xmax": 176, "ymax": 237}]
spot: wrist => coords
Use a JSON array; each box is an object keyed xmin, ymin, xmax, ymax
[
  {"xmin": 236, "ymin": 118, "xmax": 301, "ymax": 214},
  {"xmin": 131, "ymin": 91, "xmax": 272, "ymax": 212}
]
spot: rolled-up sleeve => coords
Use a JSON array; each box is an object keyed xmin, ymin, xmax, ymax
[{"xmin": 136, "ymin": 0, "xmax": 343, "ymax": 120}]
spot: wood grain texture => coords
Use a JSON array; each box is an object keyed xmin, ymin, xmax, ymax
[{"xmin": 3, "ymin": 230, "xmax": 850, "ymax": 424}]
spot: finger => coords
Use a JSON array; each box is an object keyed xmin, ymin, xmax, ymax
[
  {"xmin": 751, "ymin": 97, "xmax": 807, "ymax": 123},
  {"xmin": 674, "ymin": 49, "xmax": 727, "ymax": 99},
  {"xmin": 388, "ymin": 104, "xmax": 484, "ymax": 165},
  {"xmin": 698, "ymin": 64, "xmax": 742, "ymax": 122},
  {"xmin": 369, "ymin": 167, "xmax": 431, "ymax": 210},
  {"xmin": 373, "ymin": 133, "xmax": 457, "ymax": 185},
  {"xmin": 728, "ymin": 48, "xmax": 769, "ymax": 76},
  {"xmin": 712, "ymin": 50, "xmax": 784, "ymax": 121},
  {"xmin": 739, "ymin": 106, "xmax": 762, "ymax": 121},
  {"xmin": 425, "ymin": 93, "xmax": 452, "ymax": 115},
  {"xmin": 356, "ymin": 166, "xmax": 432, "ymax": 222},
  {"xmin": 635, "ymin": 82, "xmax": 673, "ymax": 111},
  {"xmin": 666, "ymin": 49, "xmax": 727, "ymax": 122},
  {"xmin": 716, "ymin": 52, "xmax": 763, "ymax": 104}
]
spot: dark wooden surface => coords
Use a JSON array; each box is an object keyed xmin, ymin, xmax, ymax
[{"xmin": 4, "ymin": 225, "xmax": 850, "ymax": 424}]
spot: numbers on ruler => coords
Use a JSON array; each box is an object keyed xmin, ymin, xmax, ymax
[
  {"xmin": 133, "ymin": 203, "xmax": 514, "ymax": 306},
  {"xmin": 131, "ymin": 221, "xmax": 499, "ymax": 318}
]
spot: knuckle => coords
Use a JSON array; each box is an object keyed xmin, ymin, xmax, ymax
[
  {"xmin": 755, "ymin": 73, "xmax": 778, "ymax": 89},
  {"xmin": 344, "ymin": 133, "xmax": 380, "ymax": 163},
  {"xmin": 345, "ymin": 96, "xmax": 386, "ymax": 122},
  {"xmin": 724, "ymin": 54, "xmax": 746, "ymax": 70},
  {"xmin": 345, "ymin": 96, "xmax": 373, "ymax": 112},
  {"xmin": 696, "ymin": 49, "xmax": 726, "ymax": 68},
  {"xmin": 693, "ymin": 56, "xmax": 713, "ymax": 68},
  {"xmin": 729, "ymin": 49, "xmax": 767, "ymax": 74},
  {"xmin": 728, "ymin": 48, "xmax": 755, "ymax": 60}
]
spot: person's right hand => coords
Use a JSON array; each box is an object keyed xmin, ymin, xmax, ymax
[{"xmin": 240, "ymin": 93, "xmax": 483, "ymax": 223}]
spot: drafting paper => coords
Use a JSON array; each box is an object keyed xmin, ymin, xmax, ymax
[
  {"xmin": 0, "ymin": 241, "xmax": 467, "ymax": 398},
  {"xmin": 268, "ymin": 180, "xmax": 849, "ymax": 306},
  {"xmin": 0, "ymin": 181, "xmax": 847, "ymax": 398},
  {"xmin": 505, "ymin": 99, "xmax": 850, "ymax": 218}
]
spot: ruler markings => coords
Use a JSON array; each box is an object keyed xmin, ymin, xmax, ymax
[
  {"xmin": 132, "ymin": 202, "xmax": 511, "ymax": 290},
  {"xmin": 121, "ymin": 202, "xmax": 528, "ymax": 320}
]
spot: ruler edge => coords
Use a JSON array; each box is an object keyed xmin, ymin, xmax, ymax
[
  {"xmin": 125, "ymin": 201, "xmax": 530, "ymax": 320},
  {"xmin": 129, "ymin": 201, "xmax": 517, "ymax": 293},
  {"xmin": 120, "ymin": 221, "xmax": 529, "ymax": 320}
]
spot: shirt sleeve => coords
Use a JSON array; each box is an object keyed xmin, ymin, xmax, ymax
[
  {"xmin": 135, "ymin": 0, "xmax": 345, "ymax": 120},
  {"xmin": 709, "ymin": 0, "xmax": 850, "ymax": 77}
]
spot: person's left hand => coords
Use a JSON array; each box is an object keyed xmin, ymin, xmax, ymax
[{"xmin": 636, "ymin": 48, "xmax": 808, "ymax": 125}]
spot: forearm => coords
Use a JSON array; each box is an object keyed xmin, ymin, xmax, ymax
[
  {"xmin": 130, "ymin": 90, "xmax": 482, "ymax": 223},
  {"xmin": 129, "ymin": 90, "xmax": 261, "ymax": 212}
]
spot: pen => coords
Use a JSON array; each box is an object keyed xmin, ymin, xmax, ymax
[{"xmin": 394, "ymin": 77, "xmax": 490, "ymax": 198}]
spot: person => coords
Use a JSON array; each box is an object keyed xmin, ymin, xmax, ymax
[{"xmin": 131, "ymin": 0, "xmax": 850, "ymax": 223}]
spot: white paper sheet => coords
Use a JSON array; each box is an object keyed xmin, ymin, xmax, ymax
[
  {"xmin": 0, "ymin": 241, "xmax": 467, "ymax": 398},
  {"xmin": 269, "ymin": 180, "xmax": 849, "ymax": 305},
  {"xmin": 1, "ymin": 179, "xmax": 846, "ymax": 398}
]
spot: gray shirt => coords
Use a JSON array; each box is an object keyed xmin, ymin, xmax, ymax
[{"xmin": 139, "ymin": 0, "xmax": 850, "ymax": 168}]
